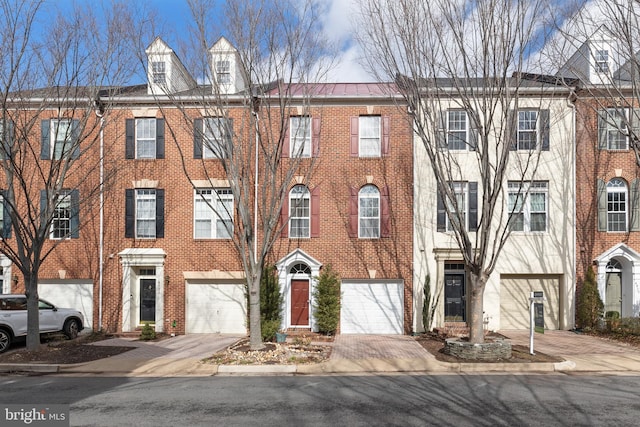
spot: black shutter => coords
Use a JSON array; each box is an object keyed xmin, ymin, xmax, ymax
[
  {"xmin": 40, "ymin": 190, "xmax": 48, "ymax": 230},
  {"xmin": 194, "ymin": 118, "xmax": 203, "ymax": 159},
  {"xmin": 598, "ymin": 110, "xmax": 607, "ymax": 150},
  {"xmin": 125, "ymin": 119, "xmax": 135, "ymax": 159},
  {"xmin": 70, "ymin": 189, "xmax": 80, "ymax": 238},
  {"xmin": 437, "ymin": 111, "xmax": 447, "ymax": 150},
  {"xmin": 437, "ymin": 188, "xmax": 446, "ymax": 232},
  {"xmin": 71, "ymin": 119, "xmax": 81, "ymax": 159},
  {"xmin": 468, "ymin": 182, "xmax": 478, "ymax": 231},
  {"xmin": 155, "ymin": 189, "xmax": 164, "ymax": 238},
  {"xmin": 41, "ymin": 120, "xmax": 50, "ymax": 159},
  {"xmin": 2, "ymin": 191, "xmax": 11, "ymax": 238},
  {"xmin": 597, "ymin": 179, "xmax": 607, "ymax": 231},
  {"xmin": 540, "ymin": 109, "xmax": 550, "ymax": 151},
  {"xmin": 125, "ymin": 189, "xmax": 134, "ymax": 237},
  {"xmin": 156, "ymin": 118, "xmax": 165, "ymax": 159},
  {"xmin": 508, "ymin": 110, "xmax": 517, "ymax": 150}
]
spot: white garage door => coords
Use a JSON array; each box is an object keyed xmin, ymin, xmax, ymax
[
  {"xmin": 500, "ymin": 276, "xmax": 560, "ymax": 330},
  {"xmin": 38, "ymin": 282, "xmax": 94, "ymax": 330},
  {"xmin": 186, "ymin": 282, "xmax": 246, "ymax": 334},
  {"xmin": 340, "ymin": 281, "xmax": 404, "ymax": 334}
]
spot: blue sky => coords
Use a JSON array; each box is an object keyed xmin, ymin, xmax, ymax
[{"xmin": 43, "ymin": 0, "xmax": 371, "ymax": 82}]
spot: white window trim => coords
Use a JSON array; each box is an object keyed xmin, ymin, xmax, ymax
[
  {"xmin": 446, "ymin": 110, "xmax": 469, "ymax": 151},
  {"xmin": 446, "ymin": 182, "xmax": 468, "ymax": 232},
  {"xmin": 152, "ymin": 61, "xmax": 166, "ymax": 85},
  {"xmin": 359, "ymin": 116, "xmax": 381, "ymax": 157},
  {"xmin": 289, "ymin": 185, "xmax": 310, "ymax": 238},
  {"xmin": 358, "ymin": 185, "xmax": 380, "ymax": 239},
  {"xmin": 595, "ymin": 49, "xmax": 609, "ymax": 74},
  {"xmin": 135, "ymin": 189, "xmax": 156, "ymax": 239},
  {"xmin": 50, "ymin": 119, "xmax": 74, "ymax": 160},
  {"xmin": 508, "ymin": 181, "xmax": 548, "ymax": 233},
  {"xmin": 516, "ymin": 110, "xmax": 539, "ymax": 151},
  {"xmin": 203, "ymin": 117, "xmax": 230, "ymax": 159},
  {"xmin": 290, "ymin": 117, "xmax": 311, "ymax": 158},
  {"xmin": 135, "ymin": 118, "xmax": 157, "ymax": 159},
  {"xmin": 193, "ymin": 188, "xmax": 233, "ymax": 239},
  {"xmin": 604, "ymin": 108, "xmax": 629, "ymax": 151},
  {"xmin": 607, "ymin": 179, "xmax": 628, "ymax": 232},
  {"xmin": 50, "ymin": 191, "xmax": 72, "ymax": 240}
]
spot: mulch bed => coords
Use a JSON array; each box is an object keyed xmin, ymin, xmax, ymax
[{"xmin": 0, "ymin": 333, "xmax": 133, "ymax": 365}]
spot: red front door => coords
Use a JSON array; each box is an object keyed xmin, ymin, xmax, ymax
[{"xmin": 291, "ymin": 279, "xmax": 309, "ymax": 326}]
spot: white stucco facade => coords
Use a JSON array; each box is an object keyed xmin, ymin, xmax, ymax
[{"xmin": 413, "ymin": 88, "xmax": 576, "ymax": 332}]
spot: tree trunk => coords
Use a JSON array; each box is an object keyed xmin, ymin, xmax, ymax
[
  {"xmin": 248, "ymin": 272, "xmax": 265, "ymax": 350},
  {"xmin": 468, "ymin": 271, "xmax": 487, "ymax": 344},
  {"xmin": 25, "ymin": 273, "xmax": 40, "ymax": 351}
]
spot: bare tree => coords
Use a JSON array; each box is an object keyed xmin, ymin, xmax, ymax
[
  {"xmin": 547, "ymin": 0, "xmax": 640, "ymax": 313},
  {"xmin": 142, "ymin": 0, "xmax": 335, "ymax": 349},
  {"xmin": 357, "ymin": 0, "xmax": 556, "ymax": 343},
  {"xmin": 0, "ymin": 0, "xmax": 139, "ymax": 350}
]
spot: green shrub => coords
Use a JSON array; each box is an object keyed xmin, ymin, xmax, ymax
[
  {"xmin": 576, "ymin": 266, "xmax": 604, "ymax": 329},
  {"xmin": 605, "ymin": 311, "xmax": 620, "ymax": 320},
  {"xmin": 261, "ymin": 319, "xmax": 280, "ymax": 342},
  {"xmin": 140, "ymin": 322, "xmax": 156, "ymax": 341},
  {"xmin": 422, "ymin": 275, "xmax": 439, "ymax": 332},
  {"xmin": 313, "ymin": 264, "xmax": 341, "ymax": 334},
  {"xmin": 260, "ymin": 265, "xmax": 283, "ymax": 341}
]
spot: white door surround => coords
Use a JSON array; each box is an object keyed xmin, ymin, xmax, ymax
[
  {"xmin": 119, "ymin": 248, "xmax": 166, "ymax": 332},
  {"xmin": 276, "ymin": 249, "xmax": 322, "ymax": 331},
  {"xmin": 595, "ymin": 243, "xmax": 640, "ymax": 318}
]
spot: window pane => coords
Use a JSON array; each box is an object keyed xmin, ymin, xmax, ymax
[
  {"xmin": 52, "ymin": 193, "xmax": 71, "ymax": 239},
  {"xmin": 289, "ymin": 185, "xmax": 310, "ymax": 238},
  {"xmin": 53, "ymin": 120, "xmax": 73, "ymax": 160},
  {"xmin": 359, "ymin": 185, "xmax": 380, "ymax": 238},
  {"xmin": 447, "ymin": 111, "xmax": 467, "ymax": 150},
  {"xmin": 290, "ymin": 117, "xmax": 311, "ymax": 157},
  {"xmin": 517, "ymin": 111, "xmax": 537, "ymax": 150},
  {"xmin": 136, "ymin": 119, "xmax": 156, "ymax": 159},
  {"xmin": 359, "ymin": 116, "xmax": 381, "ymax": 157},
  {"xmin": 136, "ymin": 190, "xmax": 156, "ymax": 238},
  {"xmin": 203, "ymin": 118, "xmax": 230, "ymax": 159}
]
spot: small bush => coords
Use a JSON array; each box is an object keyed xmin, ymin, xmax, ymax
[
  {"xmin": 605, "ymin": 311, "xmax": 620, "ymax": 320},
  {"xmin": 261, "ymin": 319, "xmax": 280, "ymax": 342},
  {"xmin": 260, "ymin": 265, "xmax": 283, "ymax": 342},
  {"xmin": 313, "ymin": 264, "xmax": 341, "ymax": 335},
  {"xmin": 576, "ymin": 266, "xmax": 604, "ymax": 329},
  {"xmin": 140, "ymin": 323, "xmax": 156, "ymax": 341}
]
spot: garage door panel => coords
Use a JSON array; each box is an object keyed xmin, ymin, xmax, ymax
[
  {"xmin": 341, "ymin": 282, "xmax": 403, "ymax": 334},
  {"xmin": 500, "ymin": 276, "xmax": 559, "ymax": 330},
  {"xmin": 186, "ymin": 283, "xmax": 246, "ymax": 334},
  {"xmin": 38, "ymin": 283, "xmax": 93, "ymax": 330}
]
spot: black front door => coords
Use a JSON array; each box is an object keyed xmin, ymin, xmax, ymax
[
  {"xmin": 140, "ymin": 278, "xmax": 156, "ymax": 323},
  {"xmin": 444, "ymin": 273, "xmax": 465, "ymax": 321}
]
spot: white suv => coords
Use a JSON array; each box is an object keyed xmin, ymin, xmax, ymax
[{"xmin": 0, "ymin": 295, "xmax": 84, "ymax": 353}]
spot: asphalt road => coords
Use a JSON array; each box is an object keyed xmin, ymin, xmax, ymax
[{"xmin": 1, "ymin": 374, "xmax": 639, "ymax": 426}]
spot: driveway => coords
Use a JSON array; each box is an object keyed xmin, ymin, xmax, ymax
[{"xmin": 501, "ymin": 329, "xmax": 640, "ymax": 372}]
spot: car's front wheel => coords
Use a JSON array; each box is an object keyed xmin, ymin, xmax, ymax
[
  {"xmin": 0, "ymin": 329, "xmax": 11, "ymax": 353},
  {"xmin": 63, "ymin": 319, "xmax": 80, "ymax": 339}
]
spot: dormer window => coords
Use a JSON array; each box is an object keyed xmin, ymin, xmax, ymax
[
  {"xmin": 152, "ymin": 61, "xmax": 166, "ymax": 85},
  {"xmin": 595, "ymin": 49, "xmax": 609, "ymax": 74},
  {"xmin": 216, "ymin": 60, "xmax": 231, "ymax": 85}
]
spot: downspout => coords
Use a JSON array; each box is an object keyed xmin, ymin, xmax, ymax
[
  {"xmin": 567, "ymin": 88, "xmax": 577, "ymax": 330},
  {"xmin": 94, "ymin": 98, "xmax": 105, "ymax": 331}
]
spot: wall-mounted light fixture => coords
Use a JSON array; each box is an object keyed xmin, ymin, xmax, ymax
[
  {"xmin": 12, "ymin": 275, "xmax": 18, "ymax": 284},
  {"xmin": 165, "ymin": 275, "xmax": 170, "ymax": 285}
]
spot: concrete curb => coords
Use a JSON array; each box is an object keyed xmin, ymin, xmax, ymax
[
  {"xmin": 218, "ymin": 364, "xmax": 297, "ymax": 374},
  {"xmin": 0, "ymin": 363, "xmax": 59, "ymax": 373}
]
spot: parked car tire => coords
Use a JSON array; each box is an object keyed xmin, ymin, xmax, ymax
[
  {"xmin": 63, "ymin": 319, "xmax": 80, "ymax": 339},
  {"xmin": 0, "ymin": 329, "xmax": 11, "ymax": 353}
]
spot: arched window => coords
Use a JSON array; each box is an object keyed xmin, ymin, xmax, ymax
[
  {"xmin": 289, "ymin": 185, "xmax": 310, "ymax": 238},
  {"xmin": 290, "ymin": 263, "xmax": 311, "ymax": 275},
  {"xmin": 607, "ymin": 179, "xmax": 627, "ymax": 232},
  {"xmin": 359, "ymin": 185, "xmax": 380, "ymax": 238}
]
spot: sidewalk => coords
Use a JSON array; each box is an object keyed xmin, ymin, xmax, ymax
[{"xmin": 2, "ymin": 330, "xmax": 640, "ymax": 376}]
